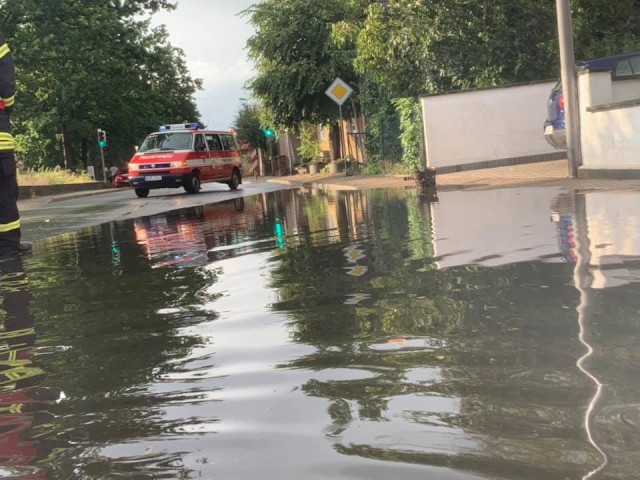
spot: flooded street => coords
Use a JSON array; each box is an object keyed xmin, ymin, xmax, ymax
[{"xmin": 2, "ymin": 186, "xmax": 640, "ymax": 479}]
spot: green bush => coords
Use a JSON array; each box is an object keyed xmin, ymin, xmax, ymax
[
  {"xmin": 297, "ymin": 124, "xmax": 322, "ymax": 165},
  {"xmin": 362, "ymin": 161, "xmax": 382, "ymax": 175},
  {"xmin": 362, "ymin": 160, "xmax": 411, "ymax": 175}
]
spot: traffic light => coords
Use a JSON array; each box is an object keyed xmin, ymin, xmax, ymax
[
  {"xmin": 261, "ymin": 128, "xmax": 275, "ymax": 138},
  {"xmin": 274, "ymin": 219, "xmax": 285, "ymax": 249},
  {"xmin": 97, "ymin": 129, "xmax": 107, "ymax": 147},
  {"xmin": 111, "ymin": 240, "xmax": 121, "ymax": 266}
]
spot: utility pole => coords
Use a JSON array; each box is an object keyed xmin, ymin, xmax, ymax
[{"xmin": 556, "ymin": 0, "xmax": 582, "ymax": 178}]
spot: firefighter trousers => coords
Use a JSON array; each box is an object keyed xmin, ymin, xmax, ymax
[{"xmin": 0, "ymin": 151, "xmax": 20, "ymax": 252}]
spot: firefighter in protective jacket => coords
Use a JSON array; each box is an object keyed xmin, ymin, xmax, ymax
[{"xmin": 0, "ymin": 31, "xmax": 30, "ymax": 257}]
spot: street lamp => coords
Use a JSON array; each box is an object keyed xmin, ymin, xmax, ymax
[{"xmin": 556, "ymin": 0, "xmax": 582, "ymax": 178}]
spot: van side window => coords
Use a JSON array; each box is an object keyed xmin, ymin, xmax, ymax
[
  {"xmin": 205, "ymin": 134, "xmax": 222, "ymax": 151},
  {"xmin": 194, "ymin": 134, "xmax": 207, "ymax": 151},
  {"xmin": 219, "ymin": 134, "xmax": 237, "ymax": 151}
]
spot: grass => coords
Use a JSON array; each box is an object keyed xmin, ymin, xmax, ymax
[{"xmin": 18, "ymin": 168, "xmax": 95, "ymax": 186}]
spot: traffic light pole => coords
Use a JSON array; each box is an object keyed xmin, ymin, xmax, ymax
[
  {"xmin": 97, "ymin": 128, "xmax": 108, "ymax": 181},
  {"xmin": 99, "ymin": 146, "xmax": 106, "ymax": 182}
]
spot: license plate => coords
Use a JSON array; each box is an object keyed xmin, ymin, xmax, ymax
[
  {"xmin": 544, "ymin": 125, "xmax": 553, "ymax": 135},
  {"xmin": 145, "ymin": 175, "xmax": 162, "ymax": 181}
]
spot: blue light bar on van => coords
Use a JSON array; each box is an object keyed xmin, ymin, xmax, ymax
[{"xmin": 158, "ymin": 122, "xmax": 203, "ymax": 132}]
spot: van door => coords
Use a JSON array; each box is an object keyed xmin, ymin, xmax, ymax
[
  {"xmin": 205, "ymin": 133, "xmax": 225, "ymax": 180},
  {"xmin": 219, "ymin": 133, "xmax": 239, "ymax": 180},
  {"xmin": 189, "ymin": 133, "xmax": 213, "ymax": 179}
]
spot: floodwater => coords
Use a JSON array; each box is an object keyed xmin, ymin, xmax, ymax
[{"xmin": 2, "ymin": 186, "xmax": 640, "ymax": 479}]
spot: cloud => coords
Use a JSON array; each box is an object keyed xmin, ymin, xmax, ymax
[
  {"xmin": 190, "ymin": 58, "xmax": 254, "ymax": 90},
  {"xmin": 151, "ymin": 0, "xmax": 256, "ymax": 128}
]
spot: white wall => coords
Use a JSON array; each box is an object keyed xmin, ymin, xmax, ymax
[
  {"xmin": 612, "ymin": 78, "xmax": 640, "ymax": 102},
  {"xmin": 579, "ymin": 106, "xmax": 640, "ymax": 168},
  {"xmin": 578, "ymin": 72, "xmax": 640, "ymax": 168},
  {"xmin": 421, "ymin": 82, "xmax": 559, "ymax": 169}
]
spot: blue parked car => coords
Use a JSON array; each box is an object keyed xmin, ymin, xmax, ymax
[
  {"xmin": 543, "ymin": 81, "xmax": 565, "ymax": 149},
  {"xmin": 543, "ymin": 51, "xmax": 640, "ymax": 149}
]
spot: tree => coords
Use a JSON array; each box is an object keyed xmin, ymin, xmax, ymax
[
  {"xmin": 232, "ymin": 101, "xmax": 267, "ymax": 151},
  {"xmin": 573, "ymin": 0, "xmax": 640, "ymax": 59},
  {"xmin": 243, "ymin": 0, "xmax": 359, "ymax": 128}
]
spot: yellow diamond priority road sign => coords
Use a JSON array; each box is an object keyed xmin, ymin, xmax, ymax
[{"xmin": 325, "ymin": 77, "xmax": 353, "ymax": 106}]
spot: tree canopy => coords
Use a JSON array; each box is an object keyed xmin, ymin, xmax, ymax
[
  {"xmin": 243, "ymin": 0, "xmax": 359, "ymax": 128},
  {"xmin": 0, "ymin": 0, "xmax": 201, "ymax": 171},
  {"xmin": 355, "ymin": 0, "xmax": 559, "ymax": 97}
]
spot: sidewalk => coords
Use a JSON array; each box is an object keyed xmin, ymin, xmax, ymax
[
  {"xmin": 265, "ymin": 160, "xmax": 569, "ymax": 191},
  {"xmin": 264, "ymin": 159, "xmax": 640, "ymax": 192}
]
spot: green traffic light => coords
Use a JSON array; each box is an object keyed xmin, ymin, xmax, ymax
[
  {"xmin": 98, "ymin": 141, "xmax": 106, "ymax": 147},
  {"xmin": 261, "ymin": 128, "xmax": 275, "ymax": 137}
]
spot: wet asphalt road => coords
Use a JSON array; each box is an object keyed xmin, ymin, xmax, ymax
[{"xmin": 18, "ymin": 179, "xmax": 294, "ymax": 242}]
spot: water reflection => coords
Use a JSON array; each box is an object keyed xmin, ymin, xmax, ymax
[
  {"xmin": 133, "ymin": 197, "xmax": 263, "ymax": 269},
  {"xmin": 0, "ymin": 256, "xmax": 57, "ymax": 479},
  {"xmin": 7, "ymin": 187, "xmax": 640, "ymax": 479}
]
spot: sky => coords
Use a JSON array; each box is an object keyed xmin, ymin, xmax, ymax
[{"xmin": 151, "ymin": 0, "xmax": 257, "ymax": 131}]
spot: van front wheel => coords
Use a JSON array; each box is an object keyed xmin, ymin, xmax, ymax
[
  {"xmin": 184, "ymin": 173, "xmax": 201, "ymax": 194},
  {"xmin": 135, "ymin": 188, "xmax": 150, "ymax": 198}
]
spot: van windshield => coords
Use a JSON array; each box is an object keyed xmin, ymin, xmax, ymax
[{"xmin": 139, "ymin": 132, "xmax": 193, "ymax": 152}]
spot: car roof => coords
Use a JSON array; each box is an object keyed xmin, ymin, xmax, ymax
[
  {"xmin": 149, "ymin": 130, "xmax": 232, "ymax": 135},
  {"xmin": 577, "ymin": 51, "xmax": 640, "ymax": 72}
]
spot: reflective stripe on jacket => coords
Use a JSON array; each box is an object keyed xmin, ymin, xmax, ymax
[
  {"xmin": 0, "ymin": 34, "xmax": 15, "ymax": 107},
  {"xmin": 0, "ymin": 219, "xmax": 20, "ymax": 233},
  {"xmin": 0, "ymin": 131, "xmax": 13, "ymax": 151}
]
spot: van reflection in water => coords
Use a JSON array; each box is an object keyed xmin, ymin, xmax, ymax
[
  {"xmin": 0, "ymin": 257, "xmax": 58, "ymax": 479},
  {"xmin": 134, "ymin": 197, "xmax": 263, "ymax": 269}
]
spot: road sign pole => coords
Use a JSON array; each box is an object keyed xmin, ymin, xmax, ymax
[
  {"xmin": 99, "ymin": 146, "xmax": 106, "ymax": 182},
  {"xmin": 339, "ymin": 104, "xmax": 347, "ymax": 176}
]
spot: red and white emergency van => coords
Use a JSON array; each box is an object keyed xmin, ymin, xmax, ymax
[{"xmin": 128, "ymin": 123, "xmax": 243, "ymax": 198}]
